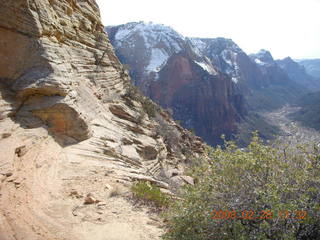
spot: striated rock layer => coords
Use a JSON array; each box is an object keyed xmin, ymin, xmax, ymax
[{"xmin": 0, "ymin": 1, "xmax": 204, "ymax": 240}]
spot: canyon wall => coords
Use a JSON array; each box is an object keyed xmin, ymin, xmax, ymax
[{"xmin": 0, "ymin": 1, "xmax": 203, "ymax": 239}]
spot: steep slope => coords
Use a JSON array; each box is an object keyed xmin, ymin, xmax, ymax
[
  {"xmin": 107, "ymin": 22, "xmax": 247, "ymax": 145},
  {"xmin": 297, "ymin": 59, "xmax": 320, "ymax": 79},
  {"xmin": 108, "ymin": 23, "xmax": 308, "ymax": 145},
  {"xmin": 248, "ymin": 50, "xmax": 306, "ymax": 111},
  {"xmin": 187, "ymin": 37, "xmax": 266, "ymax": 90},
  {"xmin": 0, "ymin": 2, "xmax": 204, "ymax": 240},
  {"xmin": 149, "ymin": 52, "xmax": 246, "ymax": 145},
  {"xmin": 276, "ymin": 57, "xmax": 320, "ymax": 91},
  {"xmin": 107, "ymin": 22, "xmax": 186, "ymax": 92},
  {"xmin": 187, "ymin": 41, "xmax": 306, "ymax": 111},
  {"xmin": 290, "ymin": 91, "xmax": 320, "ymax": 131},
  {"xmin": 186, "ymin": 40, "xmax": 288, "ymax": 142}
]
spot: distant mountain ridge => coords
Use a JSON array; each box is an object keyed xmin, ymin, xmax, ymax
[
  {"xmin": 106, "ymin": 21, "xmax": 311, "ymax": 145},
  {"xmin": 276, "ymin": 57, "xmax": 320, "ymax": 91},
  {"xmin": 296, "ymin": 59, "xmax": 320, "ymax": 79}
]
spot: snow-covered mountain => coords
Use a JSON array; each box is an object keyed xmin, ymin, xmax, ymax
[
  {"xmin": 106, "ymin": 22, "xmax": 307, "ymax": 145},
  {"xmin": 188, "ymin": 38, "xmax": 244, "ymax": 84},
  {"xmin": 107, "ymin": 22, "xmax": 187, "ymax": 90},
  {"xmin": 250, "ymin": 49, "xmax": 275, "ymax": 66},
  {"xmin": 249, "ymin": 49, "xmax": 292, "ymax": 86},
  {"xmin": 107, "ymin": 22, "xmax": 247, "ymax": 145}
]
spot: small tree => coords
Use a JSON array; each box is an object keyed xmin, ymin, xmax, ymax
[{"xmin": 163, "ymin": 133, "xmax": 320, "ymax": 240}]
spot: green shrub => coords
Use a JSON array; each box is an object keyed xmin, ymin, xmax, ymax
[
  {"xmin": 141, "ymin": 97, "xmax": 159, "ymax": 118},
  {"xmin": 155, "ymin": 114, "xmax": 181, "ymax": 153},
  {"xmin": 125, "ymin": 84, "xmax": 141, "ymax": 102},
  {"xmin": 124, "ymin": 84, "xmax": 160, "ymax": 118},
  {"xmin": 163, "ymin": 133, "xmax": 320, "ymax": 240},
  {"xmin": 131, "ymin": 181, "xmax": 170, "ymax": 208}
]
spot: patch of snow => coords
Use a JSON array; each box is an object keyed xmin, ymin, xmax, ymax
[
  {"xmin": 115, "ymin": 28, "xmax": 131, "ymax": 41},
  {"xmin": 114, "ymin": 22, "xmax": 184, "ymax": 64},
  {"xmin": 189, "ymin": 38, "xmax": 207, "ymax": 54},
  {"xmin": 195, "ymin": 61, "xmax": 216, "ymax": 75},
  {"xmin": 154, "ymin": 72, "xmax": 160, "ymax": 81},
  {"xmin": 146, "ymin": 48, "xmax": 169, "ymax": 73},
  {"xmin": 115, "ymin": 22, "xmax": 184, "ymax": 50},
  {"xmin": 221, "ymin": 50, "xmax": 233, "ymax": 66},
  {"xmin": 231, "ymin": 77, "xmax": 239, "ymax": 83},
  {"xmin": 254, "ymin": 58, "xmax": 266, "ymax": 66}
]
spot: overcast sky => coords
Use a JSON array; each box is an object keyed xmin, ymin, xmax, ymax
[{"xmin": 96, "ymin": 0, "xmax": 320, "ymax": 59}]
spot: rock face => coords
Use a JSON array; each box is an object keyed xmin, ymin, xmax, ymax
[
  {"xmin": 187, "ymin": 37, "xmax": 265, "ymax": 90},
  {"xmin": 277, "ymin": 57, "xmax": 320, "ymax": 91},
  {"xmin": 107, "ymin": 23, "xmax": 305, "ymax": 144},
  {"xmin": 0, "ymin": 2, "xmax": 204, "ymax": 240},
  {"xmin": 297, "ymin": 59, "xmax": 320, "ymax": 79},
  {"xmin": 149, "ymin": 52, "xmax": 245, "ymax": 145},
  {"xmin": 107, "ymin": 22, "xmax": 248, "ymax": 145},
  {"xmin": 107, "ymin": 22, "xmax": 186, "ymax": 92},
  {"xmin": 189, "ymin": 44, "xmax": 306, "ymax": 111},
  {"xmin": 248, "ymin": 50, "xmax": 307, "ymax": 110}
]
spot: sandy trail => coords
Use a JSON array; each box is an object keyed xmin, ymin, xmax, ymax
[{"xmin": 0, "ymin": 118, "xmax": 164, "ymax": 240}]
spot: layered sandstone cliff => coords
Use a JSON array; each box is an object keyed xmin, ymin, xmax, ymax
[{"xmin": 0, "ymin": 1, "xmax": 203, "ymax": 239}]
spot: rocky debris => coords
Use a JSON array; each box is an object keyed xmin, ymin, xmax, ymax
[
  {"xmin": 4, "ymin": 172, "xmax": 13, "ymax": 178},
  {"xmin": 127, "ymin": 173, "xmax": 169, "ymax": 189},
  {"xmin": 84, "ymin": 194, "xmax": 100, "ymax": 205},
  {"xmin": 15, "ymin": 145, "xmax": 27, "ymax": 157},
  {"xmin": 97, "ymin": 202, "xmax": 107, "ymax": 207},
  {"xmin": 1, "ymin": 133, "xmax": 11, "ymax": 139},
  {"xmin": 170, "ymin": 175, "xmax": 195, "ymax": 188},
  {"xmin": 163, "ymin": 168, "xmax": 180, "ymax": 178},
  {"xmin": 180, "ymin": 176, "xmax": 195, "ymax": 186},
  {"xmin": 105, "ymin": 183, "xmax": 113, "ymax": 190},
  {"xmin": 136, "ymin": 145, "xmax": 158, "ymax": 160},
  {"xmin": 70, "ymin": 190, "xmax": 83, "ymax": 199}
]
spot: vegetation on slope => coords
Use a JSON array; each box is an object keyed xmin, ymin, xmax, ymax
[
  {"xmin": 291, "ymin": 91, "xmax": 320, "ymax": 131},
  {"xmin": 236, "ymin": 113, "xmax": 280, "ymax": 147},
  {"xmin": 247, "ymin": 83, "xmax": 305, "ymax": 112},
  {"xmin": 131, "ymin": 181, "xmax": 170, "ymax": 208},
  {"xmin": 163, "ymin": 134, "xmax": 320, "ymax": 240}
]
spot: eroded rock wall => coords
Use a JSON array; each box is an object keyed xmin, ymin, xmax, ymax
[{"xmin": 0, "ymin": 1, "xmax": 204, "ymax": 239}]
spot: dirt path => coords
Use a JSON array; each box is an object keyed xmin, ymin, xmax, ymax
[
  {"xmin": 263, "ymin": 105, "xmax": 320, "ymax": 147},
  {"xmin": 0, "ymin": 118, "xmax": 164, "ymax": 240}
]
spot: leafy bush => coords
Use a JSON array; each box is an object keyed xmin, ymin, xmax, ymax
[
  {"xmin": 131, "ymin": 181, "xmax": 170, "ymax": 208},
  {"xmin": 290, "ymin": 91, "xmax": 320, "ymax": 131},
  {"xmin": 163, "ymin": 133, "xmax": 320, "ymax": 240},
  {"xmin": 124, "ymin": 84, "xmax": 142, "ymax": 102},
  {"xmin": 123, "ymin": 84, "xmax": 160, "ymax": 118},
  {"xmin": 155, "ymin": 113, "xmax": 181, "ymax": 153},
  {"xmin": 141, "ymin": 97, "xmax": 160, "ymax": 118}
]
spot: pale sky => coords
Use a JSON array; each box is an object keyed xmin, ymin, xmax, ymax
[{"xmin": 96, "ymin": 0, "xmax": 320, "ymax": 59}]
